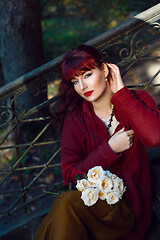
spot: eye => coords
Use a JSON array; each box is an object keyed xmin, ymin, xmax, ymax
[
  {"xmin": 84, "ymin": 73, "xmax": 92, "ymax": 79},
  {"xmin": 72, "ymin": 80, "xmax": 78, "ymax": 85}
]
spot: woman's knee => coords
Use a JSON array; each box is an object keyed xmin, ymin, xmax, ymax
[{"xmin": 56, "ymin": 190, "xmax": 81, "ymax": 209}]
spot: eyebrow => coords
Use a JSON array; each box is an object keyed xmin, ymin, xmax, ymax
[
  {"xmin": 71, "ymin": 78, "xmax": 77, "ymax": 82},
  {"xmin": 70, "ymin": 69, "xmax": 93, "ymax": 81}
]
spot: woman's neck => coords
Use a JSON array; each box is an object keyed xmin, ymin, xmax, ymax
[{"xmin": 92, "ymin": 86, "xmax": 113, "ymax": 119}]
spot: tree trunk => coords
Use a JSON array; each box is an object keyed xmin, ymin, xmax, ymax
[{"xmin": 0, "ymin": 0, "xmax": 48, "ymax": 116}]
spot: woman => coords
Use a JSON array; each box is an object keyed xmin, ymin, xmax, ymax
[{"xmin": 34, "ymin": 45, "xmax": 160, "ymax": 240}]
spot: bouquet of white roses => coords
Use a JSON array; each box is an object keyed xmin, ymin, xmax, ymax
[{"xmin": 76, "ymin": 166, "xmax": 126, "ymax": 206}]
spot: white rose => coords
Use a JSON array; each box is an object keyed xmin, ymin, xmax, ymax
[
  {"xmin": 98, "ymin": 177, "xmax": 113, "ymax": 193},
  {"xmin": 99, "ymin": 191, "xmax": 108, "ymax": 200},
  {"xmin": 109, "ymin": 173, "xmax": 118, "ymax": 181},
  {"xmin": 76, "ymin": 179, "xmax": 91, "ymax": 192},
  {"xmin": 113, "ymin": 178, "xmax": 126, "ymax": 195},
  {"xmin": 90, "ymin": 181, "xmax": 97, "ymax": 187},
  {"xmin": 106, "ymin": 191, "xmax": 121, "ymax": 205},
  {"xmin": 81, "ymin": 188, "xmax": 99, "ymax": 206},
  {"xmin": 87, "ymin": 166, "xmax": 105, "ymax": 184}
]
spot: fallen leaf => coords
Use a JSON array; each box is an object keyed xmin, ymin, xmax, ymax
[{"xmin": 45, "ymin": 173, "xmax": 55, "ymax": 184}]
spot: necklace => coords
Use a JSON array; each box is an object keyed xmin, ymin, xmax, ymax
[{"xmin": 106, "ymin": 108, "xmax": 114, "ymax": 131}]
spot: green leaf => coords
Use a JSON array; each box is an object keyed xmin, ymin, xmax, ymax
[{"xmin": 74, "ymin": 174, "xmax": 80, "ymax": 180}]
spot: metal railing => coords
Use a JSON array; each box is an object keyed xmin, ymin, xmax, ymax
[{"xmin": 0, "ymin": 3, "xmax": 160, "ymax": 236}]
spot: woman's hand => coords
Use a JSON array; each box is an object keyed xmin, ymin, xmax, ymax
[
  {"xmin": 107, "ymin": 63, "xmax": 124, "ymax": 94},
  {"xmin": 108, "ymin": 128, "xmax": 134, "ymax": 153}
]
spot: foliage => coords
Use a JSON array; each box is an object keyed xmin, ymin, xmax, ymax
[
  {"xmin": 42, "ymin": 17, "xmax": 102, "ymax": 60},
  {"xmin": 41, "ymin": 0, "xmax": 159, "ymax": 60}
]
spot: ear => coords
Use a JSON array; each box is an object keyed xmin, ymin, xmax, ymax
[{"xmin": 102, "ymin": 63, "xmax": 109, "ymax": 78}]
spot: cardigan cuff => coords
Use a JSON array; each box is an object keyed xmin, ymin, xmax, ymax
[{"xmin": 99, "ymin": 139, "xmax": 122, "ymax": 164}]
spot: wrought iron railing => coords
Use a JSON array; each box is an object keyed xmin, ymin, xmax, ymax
[{"xmin": 0, "ymin": 3, "xmax": 160, "ymax": 236}]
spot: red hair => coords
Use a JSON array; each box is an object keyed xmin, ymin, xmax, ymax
[
  {"xmin": 52, "ymin": 45, "xmax": 105, "ymax": 128},
  {"xmin": 61, "ymin": 44, "xmax": 104, "ymax": 81}
]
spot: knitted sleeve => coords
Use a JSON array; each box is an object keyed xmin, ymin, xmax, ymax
[{"xmin": 111, "ymin": 87, "xmax": 160, "ymax": 147}]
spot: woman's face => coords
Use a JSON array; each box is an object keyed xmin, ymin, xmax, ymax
[{"xmin": 71, "ymin": 64, "xmax": 109, "ymax": 103}]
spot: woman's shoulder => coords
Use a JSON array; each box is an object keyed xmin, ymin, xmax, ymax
[
  {"xmin": 62, "ymin": 100, "xmax": 92, "ymax": 132},
  {"xmin": 131, "ymin": 89, "xmax": 151, "ymax": 98},
  {"xmin": 111, "ymin": 87, "xmax": 158, "ymax": 112},
  {"xmin": 115, "ymin": 87, "xmax": 152, "ymax": 100},
  {"xmin": 62, "ymin": 101, "xmax": 84, "ymax": 128},
  {"xmin": 131, "ymin": 89, "xmax": 158, "ymax": 109}
]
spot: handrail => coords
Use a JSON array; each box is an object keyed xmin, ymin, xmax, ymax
[{"xmin": 0, "ymin": 3, "xmax": 159, "ymax": 101}]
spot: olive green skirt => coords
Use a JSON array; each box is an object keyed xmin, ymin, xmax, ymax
[{"xmin": 34, "ymin": 190, "xmax": 135, "ymax": 240}]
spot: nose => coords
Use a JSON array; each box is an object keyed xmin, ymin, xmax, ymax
[{"xmin": 79, "ymin": 79, "xmax": 87, "ymax": 90}]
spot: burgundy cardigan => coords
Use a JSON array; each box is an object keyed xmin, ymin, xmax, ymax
[{"xmin": 61, "ymin": 87, "xmax": 160, "ymax": 240}]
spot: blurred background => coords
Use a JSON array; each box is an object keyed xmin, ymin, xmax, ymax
[
  {"xmin": 0, "ymin": 0, "xmax": 159, "ymax": 83},
  {"xmin": 41, "ymin": 0, "xmax": 159, "ymax": 60},
  {"xmin": 0, "ymin": 1, "xmax": 160, "ymax": 239}
]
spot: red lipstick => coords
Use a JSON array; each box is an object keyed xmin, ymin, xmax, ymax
[{"xmin": 84, "ymin": 90, "xmax": 94, "ymax": 97}]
